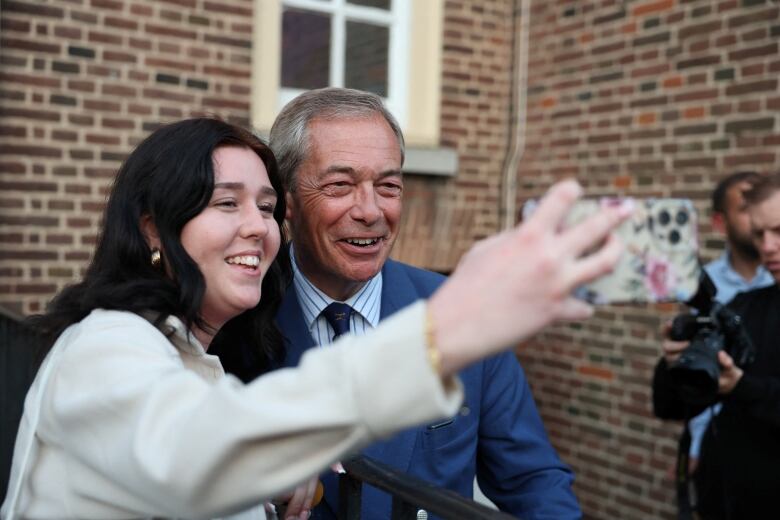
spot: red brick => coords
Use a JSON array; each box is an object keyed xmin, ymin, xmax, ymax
[
  {"xmin": 101, "ymin": 117, "xmax": 135, "ymax": 130},
  {"xmin": 0, "ymin": 145, "xmax": 62, "ymax": 158},
  {"xmin": 90, "ymin": 0, "xmax": 124, "ymax": 10},
  {"xmin": 637, "ymin": 112, "xmax": 657, "ymax": 125},
  {"xmin": 1, "ymin": 37, "xmax": 60, "ymax": 53},
  {"xmin": 85, "ymin": 134, "xmax": 121, "ymax": 146},
  {"xmin": 105, "ymin": 16, "xmax": 138, "ymax": 31},
  {"xmin": 54, "ymin": 25, "xmax": 82, "ymax": 39},
  {"xmin": 663, "ymin": 75, "xmax": 683, "ymax": 88},
  {"xmin": 103, "ymin": 50, "xmax": 137, "ymax": 63},
  {"xmin": 88, "ymin": 30, "xmax": 123, "ymax": 45},
  {"xmin": 144, "ymin": 24, "xmax": 197, "ymax": 40},
  {"xmin": 683, "ymin": 106, "xmax": 705, "ymax": 119},
  {"xmin": 3, "ymin": 1, "xmax": 64, "ymax": 18},
  {"xmin": 130, "ymin": 4, "xmax": 154, "ymax": 16},
  {"xmin": 144, "ymin": 57, "xmax": 197, "ymax": 72},
  {"xmin": 83, "ymin": 99, "xmax": 121, "ymax": 112},
  {"xmin": 632, "ymin": 0, "xmax": 674, "ymax": 17},
  {"xmin": 729, "ymin": 42, "xmax": 778, "ymax": 61}
]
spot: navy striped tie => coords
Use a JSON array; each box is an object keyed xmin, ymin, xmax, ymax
[{"xmin": 321, "ymin": 302, "xmax": 353, "ymax": 341}]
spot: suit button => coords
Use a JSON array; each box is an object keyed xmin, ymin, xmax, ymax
[{"xmin": 416, "ymin": 509, "xmax": 428, "ymax": 520}]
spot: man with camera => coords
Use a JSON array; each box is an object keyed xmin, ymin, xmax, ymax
[
  {"xmin": 653, "ymin": 173, "xmax": 780, "ymax": 519},
  {"xmin": 684, "ymin": 172, "xmax": 773, "ymax": 475}
]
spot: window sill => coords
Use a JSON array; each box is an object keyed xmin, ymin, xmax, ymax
[{"xmin": 404, "ymin": 146, "xmax": 458, "ymax": 177}]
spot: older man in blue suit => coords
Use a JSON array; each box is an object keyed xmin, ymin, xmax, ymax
[{"xmin": 269, "ymin": 87, "xmax": 581, "ymax": 519}]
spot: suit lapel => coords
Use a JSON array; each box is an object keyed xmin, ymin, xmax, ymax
[
  {"xmin": 276, "ymin": 261, "xmax": 424, "ymax": 516},
  {"xmin": 276, "ymin": 283, "xmax": 317, "ymax": 368},
  {"xmin": 277, "ymin": 286, "xmax": 341, "ymax": 518},
  {"xmin": 379, "ymin": 259, "xmax": 419, "ymax": 319},
  {"xmin": 364, "ymin": 260, "xmax": 421, "ymax": 473}
]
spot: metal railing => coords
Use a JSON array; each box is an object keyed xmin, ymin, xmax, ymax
[{"xmin": 338, "ymin": 456, "xmax": 516, "ymax": 520}]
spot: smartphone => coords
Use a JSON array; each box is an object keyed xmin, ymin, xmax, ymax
[{"xmin": 522, "ymin": 197, "xmax": 701, "ymax": 304}]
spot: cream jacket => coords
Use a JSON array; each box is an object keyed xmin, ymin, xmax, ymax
[{"xmin": 2, "ymin": 302, "xmax": 462, "ymax": 519}]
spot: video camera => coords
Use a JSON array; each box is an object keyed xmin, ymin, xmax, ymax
[{"xmin": 666, "ymin": 270, "xmax": 755, "ymax": 405}]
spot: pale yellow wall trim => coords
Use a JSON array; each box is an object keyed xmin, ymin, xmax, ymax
[
  {"xmin": 252, "ymin": 0, "xmax": 282, "ymax": 133},
  {"xmin": 404, "ymin": 0, "xmax": 443, "ymax": 147}
]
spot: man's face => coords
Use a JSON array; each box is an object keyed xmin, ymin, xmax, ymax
[
  {"xmin": 721, "ymin": 181, "xmax": 760, "ymax": 260},
  {"xmin": 749, "ymin": 189, "xmax": 780, "ymax": 283},
  {"xmin": 286, "ymin": 115, "xmax": 403, "ymax": 300}
]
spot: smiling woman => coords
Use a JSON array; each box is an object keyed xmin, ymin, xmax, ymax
[
  {"xmin": 2, "ymin": 118, "xmax": 629, "ymax": 520},
  {"xmin": 29, "ymin": 119, "xmax": 292, "ymax": 372},
  {"xmin": 173, "ymin": 147, "xmax": 282, "ymax": 346}
]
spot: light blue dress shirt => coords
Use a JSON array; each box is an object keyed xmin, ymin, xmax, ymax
[
  {"xmin": 704, "ymin": 251, "xmax": 774, "ymax": 305},
  {"xmin": 290, "ymin": 246, "xmax": 382, "ymax": 346},
  {"xmin": 687, "ymin": 251, "xmax": 774, "ymax": 458}
]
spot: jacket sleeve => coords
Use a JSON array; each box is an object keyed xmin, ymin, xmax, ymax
[
  {"xmin": 723, "ymin": 289, "xmax": 780, "ymax": 429},
  {"xmin": 38, "ymin": 303, "xmax": 463, "ymax": 519},
  {"xmin": 727, "ymin": 372, "xmax": 780, "ymax": 429},
  {"xmin": 474, "ymin": 352, "xmax": 581, "ymax": 520}
]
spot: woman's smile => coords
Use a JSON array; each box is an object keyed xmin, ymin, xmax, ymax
[{"xmin": 180, "ymin": 146, "xmax": 281, "ymax": 331}]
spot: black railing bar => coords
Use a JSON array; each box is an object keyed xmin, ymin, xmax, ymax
[{"xmin": 341, "ymin": 456, "xmax": 516, "ymax": 520}]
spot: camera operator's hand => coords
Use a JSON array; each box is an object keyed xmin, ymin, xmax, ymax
[
  {"xmin": 660, "ymin": 322, "xmax": 689, "ymax": 364},
  {"xmin": 718, "ymin": 350, "xmax": 744, "ymax": 394}
]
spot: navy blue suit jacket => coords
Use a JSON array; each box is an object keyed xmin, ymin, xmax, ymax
[{"xmin": 275, "ymin": 259, "xmax": 581, "ymax": 519}]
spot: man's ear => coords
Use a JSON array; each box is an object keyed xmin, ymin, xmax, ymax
[
  {"xmin": 711, "ymin": 212, "xmax": 726, "ymax": 235},
  {"xmin": 285, "ymin": 191, "xmax": 295, "ymax": 221},
  {"xmin": 140, "ymin": 214, "xmax": 161, "ymax": 249}
]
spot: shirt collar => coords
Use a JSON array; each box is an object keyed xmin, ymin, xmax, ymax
[
  {"xmin": 290, "ymin": 245, "xmax": 382, "ymax": 331},
  {"xmin": 149, "ymin": 312, "xmax": 208, "ymax": 356},
  {"xmin": 713, "ymin": 249, "xmax": 771, "ymax": 286}
]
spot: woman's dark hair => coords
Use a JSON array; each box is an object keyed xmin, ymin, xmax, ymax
[{"xmin": 31, "ymin": 117, "xmax": 291, "ymax": 378}]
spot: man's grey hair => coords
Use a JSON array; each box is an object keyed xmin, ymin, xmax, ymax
[{"xmin": 269, "ymin": 87, "xmax": 405, "ymax": 192}]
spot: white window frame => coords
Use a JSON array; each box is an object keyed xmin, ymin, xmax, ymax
[
  {"xmin": 253, "ymin": 0, "xmax": 446, "ymax": 150},
  {"xmin": 278, "ymin": 0, "xmax": 409, "ymax": 128}
]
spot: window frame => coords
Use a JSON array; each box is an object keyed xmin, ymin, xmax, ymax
[
  {"xmin": 252, "ymin": 0, "xmax": 446, "ymax": 150},
  {"xmin": 279, "ymin": 0, "xmax": 409, "ymax": 127}
]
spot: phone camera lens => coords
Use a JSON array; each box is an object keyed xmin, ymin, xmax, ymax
[
  {"xmin": 669, "ymin": 229, "xmax": 681, "ymax": 244},
  {"xmin": 676, "ymin": 210, "xmax": 689, "ymax": 225},
  {"xmin": 659, "ymin": 210, "xmax": 671, "ymax": 226}
]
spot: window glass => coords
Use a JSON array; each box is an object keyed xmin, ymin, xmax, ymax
[
  {"xmin": 349, "ymin": 0, "xmax": 391, "ymax": 9},
  {"xmin": 281, "ymin": 9, "xmax": 331, "ymax": 90},
  {"xmin": 345, "ymin": 20, "xmax": 389, "ymax": 96}
]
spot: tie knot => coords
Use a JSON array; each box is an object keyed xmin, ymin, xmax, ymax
[{"xmin": 321, "ymin": 302, "xmax": 354, "ymax": 340}]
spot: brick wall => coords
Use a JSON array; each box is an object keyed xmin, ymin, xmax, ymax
[
  {"xmin": 0, "ymin": 0, "xmax": 255, "ymax": 315},
  {"xmin": 514, "ymin": 1, "xmax": 780, "ymax": 519},
  {"xmin": 393, "ymin": 0, "xmax": 515, "ymax": 271}
]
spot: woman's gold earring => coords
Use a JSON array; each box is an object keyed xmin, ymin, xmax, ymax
[{"xmin": 151, "ymin": 248, "xmax": 161, "ymax": 268}]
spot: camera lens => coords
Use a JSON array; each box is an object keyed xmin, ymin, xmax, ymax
[
  {"xmin": 659, "ymin": 210, "xmax": 671, "ymax": 226},
  {"xmin": 676, "ymin": 210, "xmax": 688, "ymax": 225},
  {"xmin": 669, "ymin": 229, "xmax": 681, "ymax": 244}
]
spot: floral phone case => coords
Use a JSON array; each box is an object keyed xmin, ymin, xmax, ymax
[{"xmin": 524, "ymin": 197, "xmax": 701, "ymax": 304}]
